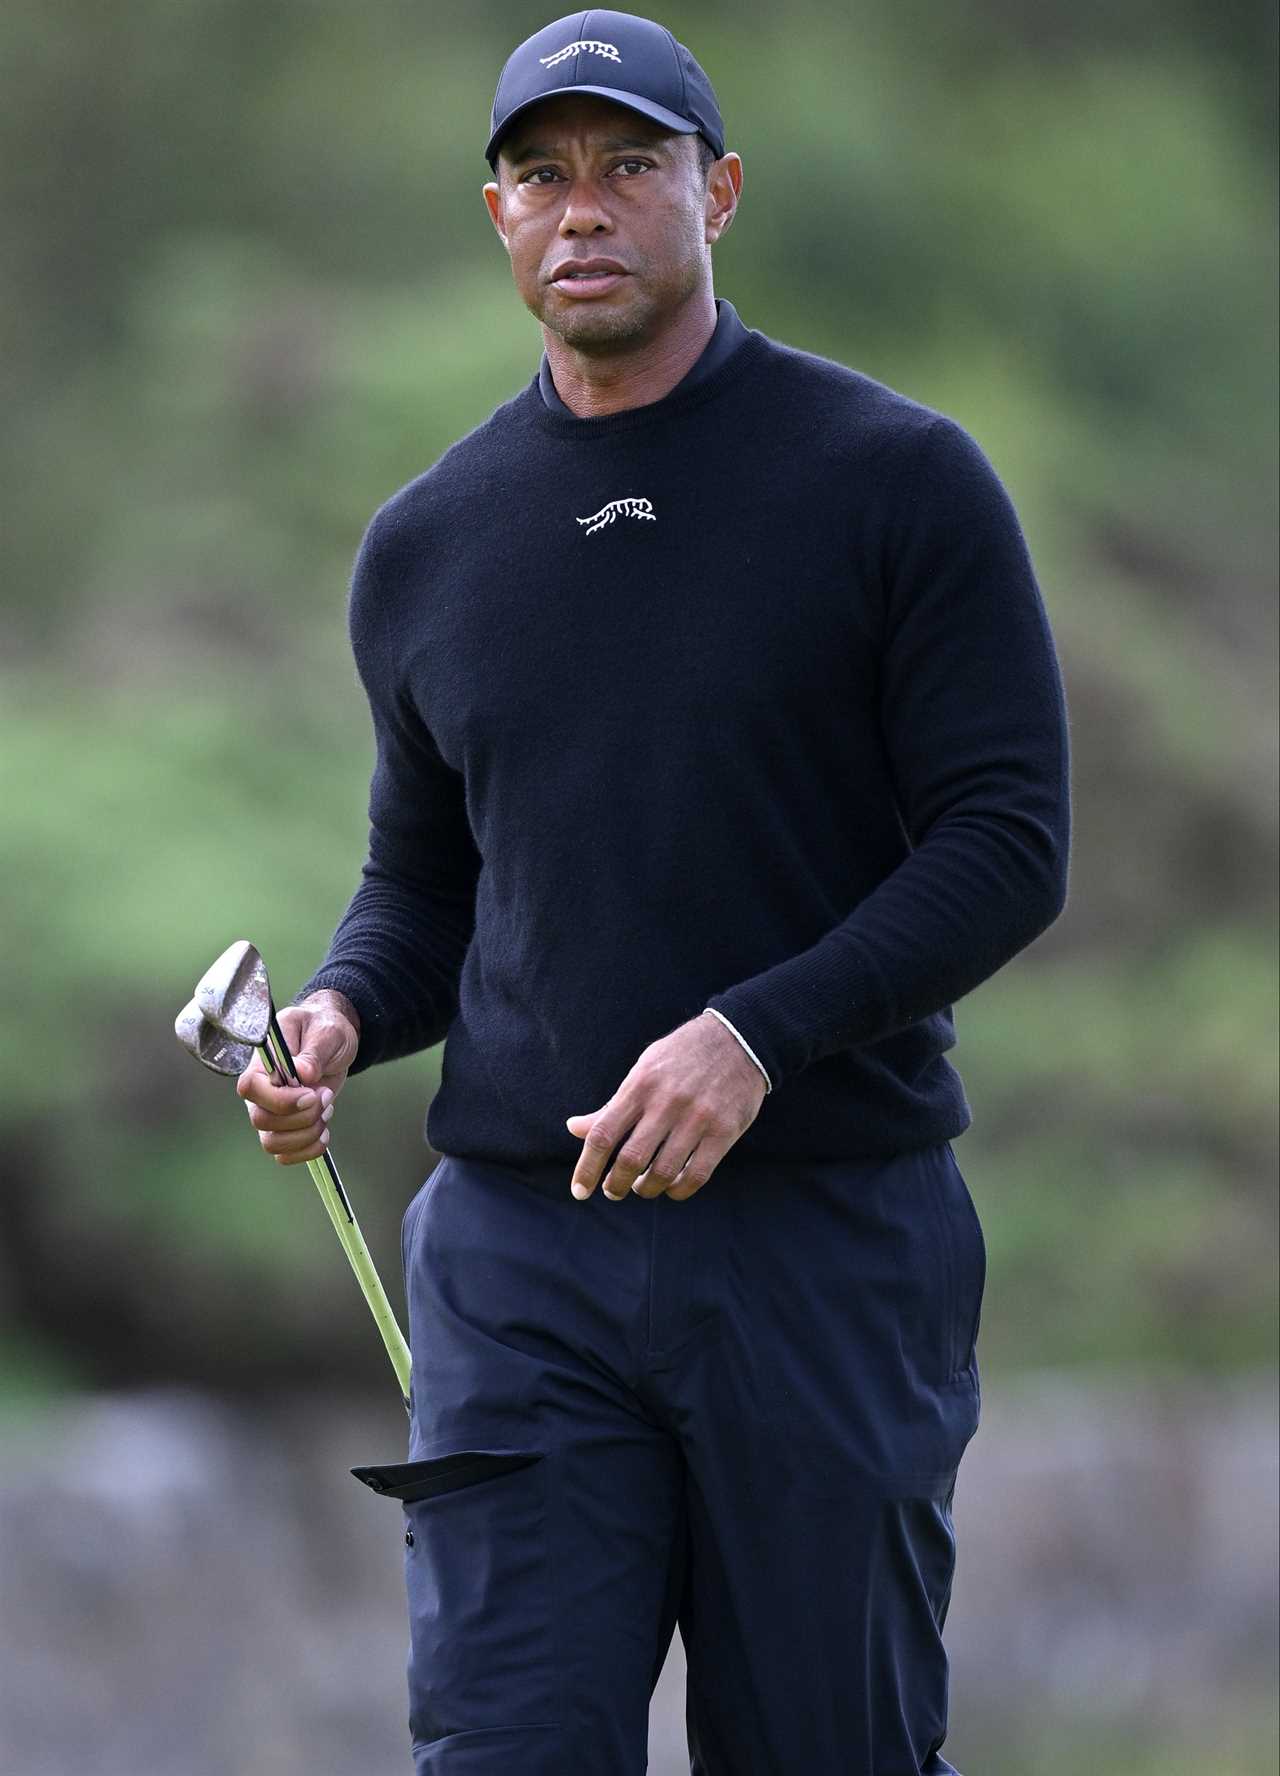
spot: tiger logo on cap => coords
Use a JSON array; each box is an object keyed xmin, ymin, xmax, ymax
[{"xmin": 540, "ymin": 39, "xmax": 622, "ymax": 68}]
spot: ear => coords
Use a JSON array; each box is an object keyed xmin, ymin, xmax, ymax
[
  {"xmin": 704, "ymin": 152, "xmax": 743, "ymax": 245},
  {"xmin": 483, "ymin": 180, "xmax": 509, "ymax": 250}
]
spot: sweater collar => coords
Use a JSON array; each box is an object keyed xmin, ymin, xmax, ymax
[{"xmin": 536, "ymin": 297, "xmax": 750, "ymax": 419}]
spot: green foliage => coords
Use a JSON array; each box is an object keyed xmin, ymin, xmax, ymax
[{"xmin": 0, "ymin": 0, "xmax": 1275, "ymax": 1398}]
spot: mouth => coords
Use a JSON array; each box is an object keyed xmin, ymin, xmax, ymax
[{"xmin": 547, "ymin": 259, "xmax": 630, "ymax": 299}]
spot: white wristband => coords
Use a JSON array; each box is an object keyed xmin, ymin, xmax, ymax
[{"xmin": 702, "ymin": 1008, "xmax": 772, "ymax": 1094}]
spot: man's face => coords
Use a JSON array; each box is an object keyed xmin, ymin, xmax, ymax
[{"xmin": 483, "ymin": 93, "xmax": 730, "ymax": 353}]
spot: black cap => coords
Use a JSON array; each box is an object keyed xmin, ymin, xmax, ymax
[{"xmin": 486, "ymin": 10, "xmax": 725, "ymax": 170}]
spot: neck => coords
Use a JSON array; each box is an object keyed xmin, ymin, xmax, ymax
[{"xmin": 542, "ymin": 288, "xmax": 718, "ymax": 418}]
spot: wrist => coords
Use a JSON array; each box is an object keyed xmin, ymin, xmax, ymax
[{"xmin": 701, "ymin": 1006, "xmax": 772, "ymax": 1094}]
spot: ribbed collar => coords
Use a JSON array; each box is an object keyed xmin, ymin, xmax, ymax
[{"xmin": 526, "ymin": 297, "xmax": 762, "ymax": 439}]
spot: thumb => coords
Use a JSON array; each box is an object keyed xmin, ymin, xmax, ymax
[
  {"xmin": 291, "ymin": 1021, "xmax": 353, "ymax": 1087},
  {"xmin": 293, "ymin": 1048, "xmax": 328, "ymax": 1088},
  {"xmin": 565, "ymin": 1112, "xmax": 597, "ymax": 1137}
]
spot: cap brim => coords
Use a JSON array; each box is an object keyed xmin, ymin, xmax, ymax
[{"xmin": 486, "ymin": 89, "xmax": 699, "ymax": 167}]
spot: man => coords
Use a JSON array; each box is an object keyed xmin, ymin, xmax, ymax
[{"xmin": 239, "ymin": 10, "xmax": 1071, "ymax": 1772}]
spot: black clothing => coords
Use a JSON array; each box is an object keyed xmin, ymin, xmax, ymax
[{"xmin": 300, "ymin": 321, "xmax": 1071, "ymax": 1166}]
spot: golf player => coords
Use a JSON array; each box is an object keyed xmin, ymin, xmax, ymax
[{"xmin": 238, "ymin": 10, "xmax": 1071, "ymax": 1771}]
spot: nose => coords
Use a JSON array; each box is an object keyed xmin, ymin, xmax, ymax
[{"xmin": 558, "ymin": 174, "xmax": 613, "ymax": 237}]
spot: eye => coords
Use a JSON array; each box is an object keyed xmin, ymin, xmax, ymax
[
  {"xmin": 519, "ymin": 166, "xmax": 563, "ymax": 185},
  {"xmin": 610, "ymin": 159, "xmax": 652, "ymax": 176}
]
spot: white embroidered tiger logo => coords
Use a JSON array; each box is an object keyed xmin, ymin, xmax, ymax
[
  {"xmin": 539, "ymin": 39, "xmax": 622, "ymax": 68},
  {"xmin": 577, "ymin": 498, "xmax": 656, "ymax": 536}
]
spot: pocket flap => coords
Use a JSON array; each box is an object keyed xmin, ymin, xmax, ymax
[{"xmin": 351, "ymin": 1450, "xmax": 543, "ymax": 1503}]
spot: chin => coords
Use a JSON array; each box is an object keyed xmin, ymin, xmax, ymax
[
  {"xmin": 546, "ymin": 303, "xmax": 652, "ymax": 353},
  {"xmin": 525, "ymin": 281, "xmax": 650, "ymax": 350}
]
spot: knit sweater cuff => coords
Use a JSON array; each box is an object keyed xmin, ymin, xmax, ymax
[
  {"xmin": 701, "ymin": 1008, "xmax": 772, "ymax": 1093},
  {"xmin": 704, "ymin": 939, "xmax": 895, "ymax": 1089}
]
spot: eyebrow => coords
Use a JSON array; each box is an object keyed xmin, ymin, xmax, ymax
[{"xmin": 506, "ymin": 134, "xmax": 664, "ymax": 165}]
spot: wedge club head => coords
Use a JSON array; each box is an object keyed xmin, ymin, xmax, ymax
[
  {"xmin": 195, "ymin": 939, "xmax": 273, "ymax": 1047},
  {"xmin": 174, "ymin": 997, "xmax": 255, "ymax": 1076}
]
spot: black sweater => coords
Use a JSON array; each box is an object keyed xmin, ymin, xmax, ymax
[{"xmin": 300, "ymin": 318, "xmax": 1071, "ymax": 1165}]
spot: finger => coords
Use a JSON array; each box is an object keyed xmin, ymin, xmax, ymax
[
  {"xmin": 275, "ymin": 1006, "xmax": 308, "ymax": 1048},
  {"xmin": 570, "ymin": 1121, "xmax": 616, "ymax": 1199},
  {"xmin": 237, "ymin": 1066, "xmax": 320, "ymax": 1118},
  {"xmin": 268, "ymin": 1132, "xmax": 332, "ymax": 1167},
  {"xmin": 630, "ymin": 1134, "xmax": 692, "ymax": 1199},
  {"xmin": 600, "ymin": 1120, "xmax": 668, "ymax": 1200},
  {"xmin": 246, "ymin": 1093, "xmax": 333, "ymax": 1135},
  {"xmin": 569, "ymin": 1102, "xmax": 639, "ymax": 1200},
  {"xmin": 259, "ymin": 1122, "xmax": 332, "ymax": 1159},
  {"xmin": 664, "ymin": 1134, "xmax": 733, "ymax": 1202},
  {"xmin": 290, "ymin": 1044, "xmax": 337, "ymax": 1090},
  {"xmin": 665, "ymin": 1164, "xmax": 711, "ymax": 1202}
]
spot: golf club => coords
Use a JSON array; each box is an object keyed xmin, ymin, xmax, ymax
[
  {"xmin": 174, "ymin": 996, "xmax": 255, "ymax": 1077},
  {"xmin": 173, "ymin": 993, "xmax": 358, "ymax": 1261},
  {"xmin": 176, "ymin": 941, "xmax": 412, "ymax": 1410},
  {"xmin": 194, "ymin": 940, "xmax": 356, "ymax": 1222}
]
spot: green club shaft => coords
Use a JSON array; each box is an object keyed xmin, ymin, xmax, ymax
[{"xmin": 260, "ymin": 1022, "xmax": 412, "ymax": 1412}]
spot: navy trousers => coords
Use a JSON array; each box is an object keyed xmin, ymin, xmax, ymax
[{"xmin": 366, "ymin": 1140, "xmax": 984, "ymax": 1774}]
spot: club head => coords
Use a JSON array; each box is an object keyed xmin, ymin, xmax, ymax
[
  {"xmin": 194, "ymin": 939, "xmax": 272, "ymax": 1046},
  {"xmin": 174, "ymin": 997, "xmax": 256, "ymax": 1076}
]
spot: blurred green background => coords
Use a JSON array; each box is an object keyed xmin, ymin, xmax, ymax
[{"xmin": 1, "ymin": 2, "xmax": 1276, "ymax": 1772}]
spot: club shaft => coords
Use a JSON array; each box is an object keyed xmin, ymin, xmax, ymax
[
  {"xmin": 259, "ymin": 1019, "xmax": 412, "ymax": 1412},
  {"xmin": 266, "ymin": 1015, "xmax": 354, "ymax": 1221}
]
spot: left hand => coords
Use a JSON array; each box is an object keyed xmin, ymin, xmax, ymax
[{"xmin": 566, "ymin": 1012, "xmax": 768, "ymax": 1202}]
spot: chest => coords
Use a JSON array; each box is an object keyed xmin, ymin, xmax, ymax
[{"xmin": 400, "ymin": 458, "xmax": 883, "ymax": 779}]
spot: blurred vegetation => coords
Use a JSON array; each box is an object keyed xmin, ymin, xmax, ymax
[
  {"xmin": 1, "ymin": 0, "xmax": 1276, "ymax": 1416},
  {"xmin": 972, "ymin": 1701, "xmax": 1277, "ymax": 1776}
]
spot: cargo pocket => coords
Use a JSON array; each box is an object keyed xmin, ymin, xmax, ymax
[
  {"xmin": 351, "ymin": 1450, "xmax": 540, "ymax": 1503},
  {"xmin": 351, "ymin": 1448, "xmax": 559, "ymax": 1749}
]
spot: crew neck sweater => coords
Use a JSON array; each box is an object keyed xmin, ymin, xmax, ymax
[{"xmin": 299, "ymin": 320, "xmax": 1071, "ymax": 1167}]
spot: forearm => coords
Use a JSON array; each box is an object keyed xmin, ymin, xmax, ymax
[
  {"xmin": 706, "ymin": 804, "xmax": 1067, "ymax": 1086},
  {"xmin": 296, "ymin": 862, "xmax": 476, "ymax": 1073}
]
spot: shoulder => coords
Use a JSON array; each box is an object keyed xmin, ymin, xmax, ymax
[
  {"xmin": 339, "ymin": 381, "xmax": 538, "ymax": 661},
  {"xmin": 358, "ymin": 380, "xmax": 540, "ymax": 573},
  {"xmin": 741, "ymin": 333, "xmax": 1031, "ymax": 584},
  {"xmin": 744, "ymin": 331, "xmax": 993, "ymax": 484}
]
